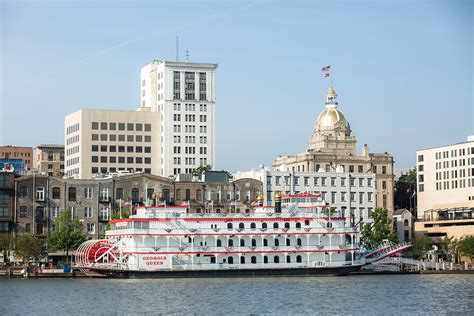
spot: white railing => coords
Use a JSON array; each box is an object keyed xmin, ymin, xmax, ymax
[
  {"xmin": 115, "ymin": 244, "xmax": 359, "ymax": 254},
  {"xmin": 106, "ymin": 227, "xmax": 357, "ymax": 236},
  {"xmin": 168, "ymin": 260, "xmax": 360, "ymax": 271}
]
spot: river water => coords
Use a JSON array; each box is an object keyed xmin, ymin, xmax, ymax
[{"xmin": 1, "ymin": 274, "xmax": 473, "ymax": 315}]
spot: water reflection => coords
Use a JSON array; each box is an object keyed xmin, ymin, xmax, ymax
[{"xmin": 2, "ymin": 275, "xmax": 473, "ymax": 315}]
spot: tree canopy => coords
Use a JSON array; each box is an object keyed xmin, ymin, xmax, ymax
[
  {"xmin": 394, "ymin": 168, "xmax": 417, "ymax": 210},
  {"xmin": 458, "ymin": 235, "xmax": 474, "ymax": 260},
  {"xmin": 0, "ymin": 235, "xmax": 13, "ymax": 265},
  {"xmin": 48, "ymin": 210, "xmax": 87, "ymax": 257},
  {"xmin": 14, "ymin": 234, "xmax": 46, "ymax": 263},
  {"xmin": 193, "ymin": 164, "xmax": 212, "ymax": 177},
  {"xmin": 361, "ymin": 208, "xmax": 398, "ymax": 247}
]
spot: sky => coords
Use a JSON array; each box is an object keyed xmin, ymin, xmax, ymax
[{"xmin": 1, "ymin": 0, "xmax": 472, "ymax": 173}]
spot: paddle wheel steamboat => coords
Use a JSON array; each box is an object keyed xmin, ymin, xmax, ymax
[{"xmin": 75, "ymin": 192, "xmax": 411, "ymax": 277}]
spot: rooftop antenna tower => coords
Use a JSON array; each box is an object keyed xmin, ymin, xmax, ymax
[
  {"xmin": 176, "ymin": 36, "xmax": 179, "ymax": 61},
  {"xmin": 185, "ymin": 49, "xmax": 190, "ymax": 62}
]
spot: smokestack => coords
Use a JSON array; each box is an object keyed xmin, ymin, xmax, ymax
[{"xmin": 274, "ymin": 192, "xmax": 282, "ymax": 213}]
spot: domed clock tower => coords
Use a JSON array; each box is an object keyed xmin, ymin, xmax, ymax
[{"xmin": 308, "ymin": 87, "xmax": 356, "ymax": 156}]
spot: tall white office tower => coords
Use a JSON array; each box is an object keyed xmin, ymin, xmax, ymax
[{"xmin": 140, "ymin": 60, "xmax": 218, "ymax": 177}]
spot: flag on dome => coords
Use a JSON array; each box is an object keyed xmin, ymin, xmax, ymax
[{"xmin": 321, "ymin": 65, "xmax": 331, "ymax": 72}]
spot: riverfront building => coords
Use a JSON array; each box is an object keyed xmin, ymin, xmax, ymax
[
  {"xmin": 14, "ymin": 172, "xmax": 173, "ymax": 238},
  {"xmin": 234, "ymin": 167, "xmax": 376, "ymax": 226},
  {"xmin": 414, "ymin": 136, "xmax": 474, "ymax": 240},
  {"xmin": 272, "ymin": 87, "xmax": 395, "ymax": 215},
  {"xmin": 64, "ymin": 109, "xmax": 161, "ymax": 179},
  {"xmin": 33, "ymin": 144, "xmax": 65, "ymax": 177},
  {"xmin": 140, "ymin": 60, "xmax": 218, "ymax": 176}
]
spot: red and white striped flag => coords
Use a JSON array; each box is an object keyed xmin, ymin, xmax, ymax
[{"xmin": 321, "ymin": 65, "xmax": 331, "ymax": 72}]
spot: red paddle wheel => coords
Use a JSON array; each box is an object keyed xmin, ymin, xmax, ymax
[{"xmin": 75, "ymin": 239, "xmax": 125, "ymax": 275}]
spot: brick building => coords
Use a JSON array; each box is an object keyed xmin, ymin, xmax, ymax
[
  {"xmin": 0, "ymin": 167, "xmax": 18, "ymax": 236},
  {"xmin": 0, "ymin": 145, "xmax": 33, "ymax": 169},
  {"xmin": 15, "ymin": 173, "xmax": 173, "ymax": 239},
  {"xmin": 34, "ymin": 144, "xmax": 65, "ymax": 177},
  {"xmin": 174, "ymin": 171, "xmax": 263, "ymax": 213}
]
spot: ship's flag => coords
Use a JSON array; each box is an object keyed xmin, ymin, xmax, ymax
[
  {"xmin": 325, "ymin": 73, "xmax": 330, "ymax": 77},
  {"xmin": 321, "ymin": 65, "xmax": 331, "ymax": 72}
]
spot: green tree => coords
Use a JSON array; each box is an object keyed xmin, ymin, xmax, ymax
[
  {"xmin": 193, "ymin": 164, "xmax": 212, "ymax": 177},
  {"xmin": 0, "ymin": 235, "xmax": 13, "ymax": 265},
  {"xmin": 458, "ymin": 235, "xmax": 474, "ymax": 261},
  {"xmin": 394, "ymin": 168, "xmax": 417, "ymax": 210},
  {"xmin": 48, "ymin": 210, "xmax": 87, "ymax": 258},
  {"xmin": 437, "ymin": 236, "xmax": 459, "ymax": 262},
  {"xmin": 361, "ymin": 208, "xmax": 398, "ymax": 247},
  {"xmin": 14, "ymin": 234, "xmax": 46, "ymax": 264},
  {"xmin": 409, "ymin": 235, "xmax": 433, "ymax": 259}
]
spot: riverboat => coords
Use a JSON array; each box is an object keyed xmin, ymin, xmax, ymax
[{"xmin": 75, "ymin": 193, "xmax": 411, "ymax": 277}]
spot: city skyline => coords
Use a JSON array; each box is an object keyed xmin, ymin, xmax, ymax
[{"xmin": 1, "ymin": 0, "xmax": 472, "ymax": 173}]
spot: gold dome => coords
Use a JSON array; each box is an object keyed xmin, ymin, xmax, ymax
[{"xmin": 316, "ymin": 107, "xmax": 348, "ymax": 129}]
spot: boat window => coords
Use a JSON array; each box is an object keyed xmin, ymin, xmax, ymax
[
  {"xmin": 284, "ymin": 222, "xmax": 290, "ymax": 229},
  {"xmin": 296, "ymin": 255, "xmax": 302, "ymax": 263},
  {"xmin": 263, "ymin": 239, "xmax": 268, "ymax": 246},
  {"xmin": 227, "ymin": 223, "xmax": 233, "ymax": 229},
  {"xmin": 228, "ymin": 239, "xmax": 234, "ymax": 247},
  {"xmin": 217, "ymin": 239, "xmax": 222, "ymax": 247},
  {"xmin": 327, "ymin": 222, "xmax": 332, "ymax": 229},
  {"xmin": 274, "ymin": 239, "xmax": 279, "ymax": 246},
  {"xmin": 133, "ymin": 222, "xmax": 141, "ymax": 229},
  {"xmin": 240, "ymin": 256, "xmax": 245, "ymax": 264},
  {"xmin": 287, "ymin": 255, "xmax": 291, "ymax": 263},
  {"xmin": 273, "ymin": 222, "xmax": 279, "ymax": 229},
  {"xmin": 286, "ymin": 238, "xmax": 290, "ymax": 246},
  {"xmin": 296, "ymin": 222, "xmax": 301, "ymax": 229},
  {"xmin": 252, "ymin": 239, "xmax": 256, "ymax": 247},
  {"xmin": 228, "ymin": 257, "xmax": 234, "ymax": 264},
  {"xmin": 142, "ymin": 222, "xmax": 149, "ymax": 229},
  {"xmin": 251, "ymin": 256, "xmax": 257, "ymax": 264},
  {"xmin": 240, "ymin": 239, "xmax": 245, "ymax": 247},
  {"xmin": 250, "ymin": 223, "xmax": 256, "ymax": 229},
  {"xmin": 297, "ymin": 238, "xmax": 302, "ymax": 246},
  {"xmin": 274, "ymin": 256, "xmax": 280, "ymax": 263},
  {"xmin": 262, "ymin": 223, "xmax": 267, "ymax": 229},
  {"xmin": 305, "ymin": 220, "xmax": 310, "ymax": 226},
  {"xmin": 239, "ymin": 222, "xmax": 244, "ymax": 229},
  {"xmin": 210, "ymin": 256, "xmax": 216, "ymax": 264},
  {"xmin": 263, "ymin": 256, "xmax": 268, "ymax": 264}
]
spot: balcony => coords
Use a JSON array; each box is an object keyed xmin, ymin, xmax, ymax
[{"xmin": 423, "ymin": 208, "xmax": 474, "ymax": 222}]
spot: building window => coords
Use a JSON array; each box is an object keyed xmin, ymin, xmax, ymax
[
  {"xmin": 418, "ymin": 155, "xmax": 424, "ymax": 162},
  {"xmin": 52, "ymin": 187, "xmax": 61, "ymax": 199},
  {"xmin": 87, "ymin": 223, "xmax": 95, "ymax": 234},
  {"xmin": 131, "ymin": 188, "xmax": 139, "ymax": 203},
  {"xmin": 116, "ymin": 188, "xmax": 124, "ymax": 200},
  {"xmin": 100, "ymin": 188, "xmax": 109, "ymax": 201},
  {"xmin": 84, "ymin": 207, "xmax": 93, "ymax": 218},
  {"xmin": 36, "ymin": 187, "xmax": 45, "ymax": 201},
  {"xmin": 18, "ymin": 186, "xmax": 28, "ymax": 198},
  {"xmin": 52, "ymin": 207, "xmax": 59, "ymax": 218},
  {"xmin": 19, "ymin": 206, "xmax": 27, "ymax": 218},
  {"xmin": 68, "ymin": 187, "xmax": 76, "ymax": 201},
  {"xmin": 92, "ymin": 122, "xmax": 99, "ymax": 130},
  {"xmin": 419, "ymin": 184, "xmax": 424, "ymax": 192}
]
